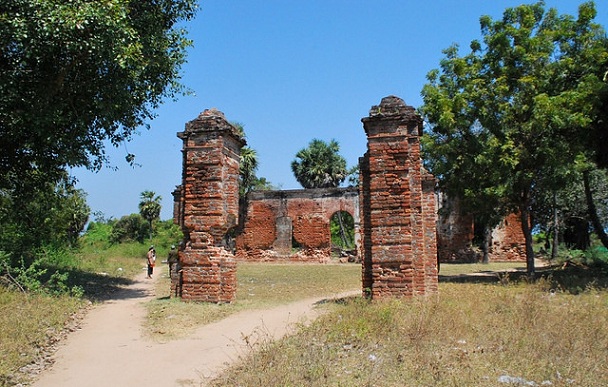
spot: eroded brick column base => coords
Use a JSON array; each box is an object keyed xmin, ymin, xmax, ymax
[{"xmin": 180, "ymin": 247, "xmax": 236, "ymax": 303}]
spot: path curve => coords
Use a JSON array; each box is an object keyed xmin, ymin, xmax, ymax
[{"xmin": 33, "ymin": 265, "xmax": 358, "ymax": 386}]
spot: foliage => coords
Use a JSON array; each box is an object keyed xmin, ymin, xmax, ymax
[
  {"xmin": 233, "ymin": 122, "xmax": 274, "ymax": 197},
  {"xmin": 0, "ymin": 175, "xmax": 90, "ymax": 265},
  {"xmin": 151, "ymin": 220, "xmax": 183, "ymax": 250},
  {"xmin": 291, "ymin": 139, "xmax": 347, "ymax": 189},
  {"xmin": 0, "ymin": 249, "xmax": 84, "ymax": 297},
  {"xmin": 420, "ymin": 1, "xmax": 608, "ymax": 272},
  {"xmin": 110, "ymin": 213, "xmax": 148, "ymax": 244},
  {"xmin": 534, "ymin": 167, "xmax": 608, "ymax": 250},
  {"xmin": 239, "ymin": 146, "xmax": 259, "ymax": 197},
  {"xmin": 0, "ymin": 0, "xmax": 197, "ymax": 191},
  {"xmin": 249, "ymin": 176, "xmax": 276, "ymax": 192},
  {"xmin": 330, "ymin": 211, "xmax": 355, "ymax": 249},
  {"xmin": 554, "ymin": 245, "xmax": 608, "ymax": 268},
  {"xmin": 138, "ymin": 190, "xmax": 161, "ymax": 239}
]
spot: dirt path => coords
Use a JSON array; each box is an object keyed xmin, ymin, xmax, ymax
[{"xmin": 33, "ymin": 265, "xmax": 356, "ymax": 387}]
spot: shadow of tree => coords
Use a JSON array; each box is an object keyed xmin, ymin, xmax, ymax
[
  {"xmin": 439, "ymin": 264, "xmax": 608, "ymax": 294},
  {"xmin": 56, "ymin": 267, "xmax": 139, "ymax": 302}
]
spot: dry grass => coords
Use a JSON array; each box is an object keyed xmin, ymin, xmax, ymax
[
  {"xmin": 210, "ymin": 273, "xmax": 608, "ymax": 386},
  {"xmin": 0, "ymin": 288, "xmax": 83, "ymax": 386}
]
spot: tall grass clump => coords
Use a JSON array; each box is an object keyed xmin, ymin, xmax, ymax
[
  {"xmin": 0, "ymin": 287, "xmax": 83, "ymax": 386},
  {"xmin": 211, "ymin": 280, "xmax": 608, "ymax": 386}
]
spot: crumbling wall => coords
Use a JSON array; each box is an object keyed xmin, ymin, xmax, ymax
[
  {"xmin": 235, "ymin": 187, "xmax": 359, "ymax": 262},
  {"xmin": 174, "ymin": 108, "xmax": 245, "ymax": 302},
  {"xmin": 490, "ymin": 213, "xmax": 526, "ymax": 261},
  {"xmin": 435, "ymin": 193, "xmax": 526, "ymax": 263},
  {"xmin": 359, "ymin": 96, "xmax": 438, "ymax": 299},
  {"xmin": 436, "ymin": 193, "xmax": 477, "ymax": 262}
]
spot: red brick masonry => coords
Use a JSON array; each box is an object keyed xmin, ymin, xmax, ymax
[{"xmin": 359, "ymin": 96, "xmax": 438, "ymax": 299}]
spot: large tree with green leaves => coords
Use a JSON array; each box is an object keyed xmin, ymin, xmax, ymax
[
  {"xmin": 291, "ymin": 139, "xmax": 347, "ymax": 189},
  {"xmin": 421, "ymin": 1, "xmax": 608, "ymax": 273},
  {"xmin": 0, "ymin": 0, "xmax": 196, "ymax": 190}
]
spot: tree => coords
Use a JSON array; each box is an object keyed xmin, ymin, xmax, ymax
[
  {"xmin": 110, "ymin": 214, "xmax": 148, "ymax": 244},
  {"xmin": 138, "ymin": 190, "xmax": 161, "ymax": 240},
  {"xmin": 421, "ymin": 2, "xmax": 608, "ymax": 273},
  {"xmin": 0, "ymin": 0, "xmax": 196, "ymax": 191},
  {"xmin": 239, "ymin": 146, "xmax": 259, "ymax": 197},
  {"xmin": 0, "ymin": 174, "xmax": 90, "ymax": 262},
  {"xmin": 291, "ymin": 139, "xmax": 347, "ymax": 189}
]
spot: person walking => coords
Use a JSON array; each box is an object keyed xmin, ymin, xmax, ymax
[{"xmin": 146, "ymin": 246, "xmax": 156, "ymax": 279}]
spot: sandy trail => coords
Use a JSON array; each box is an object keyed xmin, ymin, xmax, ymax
[{"xmin": 33, "ymin": 265, "xmax": 356, "ymax": 386}]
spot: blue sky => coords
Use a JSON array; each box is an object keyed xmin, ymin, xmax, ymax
[{"xmin": 72, "ymin": 1, "xmax": 608, "ymax": 221}]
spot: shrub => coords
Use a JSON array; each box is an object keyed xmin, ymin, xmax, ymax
[{"xmin": 110, "ymin": 214, "xmax": 148, "ymax": 243}]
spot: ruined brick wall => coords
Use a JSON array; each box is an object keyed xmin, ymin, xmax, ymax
[
  {"xmin": 434, "ymin": 192, "xmax": 526, "ymax": 262},
  {"xmin": 360, "ymin": 96, "xmax": 438, "ymax": 299},
  {"xmin": 490, "ymin": 213, "xmax": 526, "ymax": 261},
  {"xmin": 175, "ymin": 108, "xmax": 245, "ymax": 302},
  {"xmin": 436, "ymin": 193, "xmax": 477, "ymax": 262},
  {"xmin": 235, "ymin": 187, "xmax": 359, "ymax": 262}
]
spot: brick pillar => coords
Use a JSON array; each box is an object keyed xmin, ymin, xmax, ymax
[
  {"xmin": 359, "ymin": 96, "xmax": 438, "ymax": 299},
  {"xmin": 175, "ymin": 108, "xmax": 245, "ymax": 302}
]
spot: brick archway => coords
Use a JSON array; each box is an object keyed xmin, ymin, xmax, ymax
[
  {"xmin": 173, "ymin": 96, "xmax": 439, "ymax": 302},
  {"xmin": 235, "ymin": 187, "xmax": 359, "ymax": 261}
]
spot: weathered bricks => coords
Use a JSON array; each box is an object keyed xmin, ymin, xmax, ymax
[
  {"xmin": 360, "ymin": 96, "xmax": 438, "ymax": 299},
  {"xmin": 174, "ymin": 108, "xmax": 244, "ymax": 302},
  {"xmin": 235, "ymin": 188, "xmax": 359, "ymax": 262}
]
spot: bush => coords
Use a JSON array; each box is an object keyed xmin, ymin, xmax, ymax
[
  {"xmin": 555, "ymin": 245, "xmax": 608, "ymax": 269},
  {"xmin": 0, "ymin": 249, "xmax": 83, "ymax": 297},
  {"xmin": 110, "ymin": 214, "xmax": 148, "ymax": 243},
  {"xmin": 150, "ymin": 220, "xmax": 183, "ymax": 251}
]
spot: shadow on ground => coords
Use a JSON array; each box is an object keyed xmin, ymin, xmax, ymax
[
  {"xmin": 61, "ymin": 267, "xmax": 142, "ymax": 302},
  {"xmin": 439, "ymin": 263, "xmax": 608, "ymax": 294}
]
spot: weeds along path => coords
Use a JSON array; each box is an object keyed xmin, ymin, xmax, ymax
[{"xmin": 33, "ymin": 265, "xmax": 357, "ymax": 386}]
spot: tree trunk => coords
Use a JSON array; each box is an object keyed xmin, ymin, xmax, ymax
[
  {"xmin": 336, "ymin": 211, "xmax": 349, "ymax": 248},
  {"xmin": 551, "ymin": 192, "xmax": 558, "ymax": 261},
  {"xmin": 482, "ymin": 225, "xmax": 491, "ymax": 264},
  {"xmin": 519, "ymin": 189, "xmax": 535, "ymax": 275},
  {"xmin": 583, "ymin": 169, "xmax": 608, "ymax": 249}
]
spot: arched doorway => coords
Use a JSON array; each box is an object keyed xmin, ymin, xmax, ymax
[{"xmin": 330, "ymin": 210, "xmax": 355, "ymax": 251}]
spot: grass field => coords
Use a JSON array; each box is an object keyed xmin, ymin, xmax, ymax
[
  {"xmin": 2, "ymin": 258, "xmax": 607, "ymax": 386},
  {"xmin": 210, "ymin": 269, "xmax": 608, "ymax": 386}
]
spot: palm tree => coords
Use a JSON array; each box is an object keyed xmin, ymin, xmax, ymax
[
  {"xmin": 291, "ymin": 139, "xmax": 347, "ymax": 189},
  {"xmin": 139, "ymin": 190, "xmax": 162, "ymax": 240},
  {"xmin": 239, "ymin": 146, "xmax": 259, "ymax": 197}
]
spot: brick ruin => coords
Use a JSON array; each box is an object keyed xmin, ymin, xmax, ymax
[
  {"xmin": 359, "ymin": 96, "xmax": 438, "ymax": 298},
  {"xmin": 437, "ymin": 196, "xmax": 526, "ymax": 263},
  {"xmin": 172, "ymin": 96, "xmax": 526, "ymax": 302},
  {"xmin": 173, "ymin": 108, "xmax": 244, "ymax": 302},
  {"xmin": 235, "ymin": 187, "xmax": 359, "ymax": 262}
]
